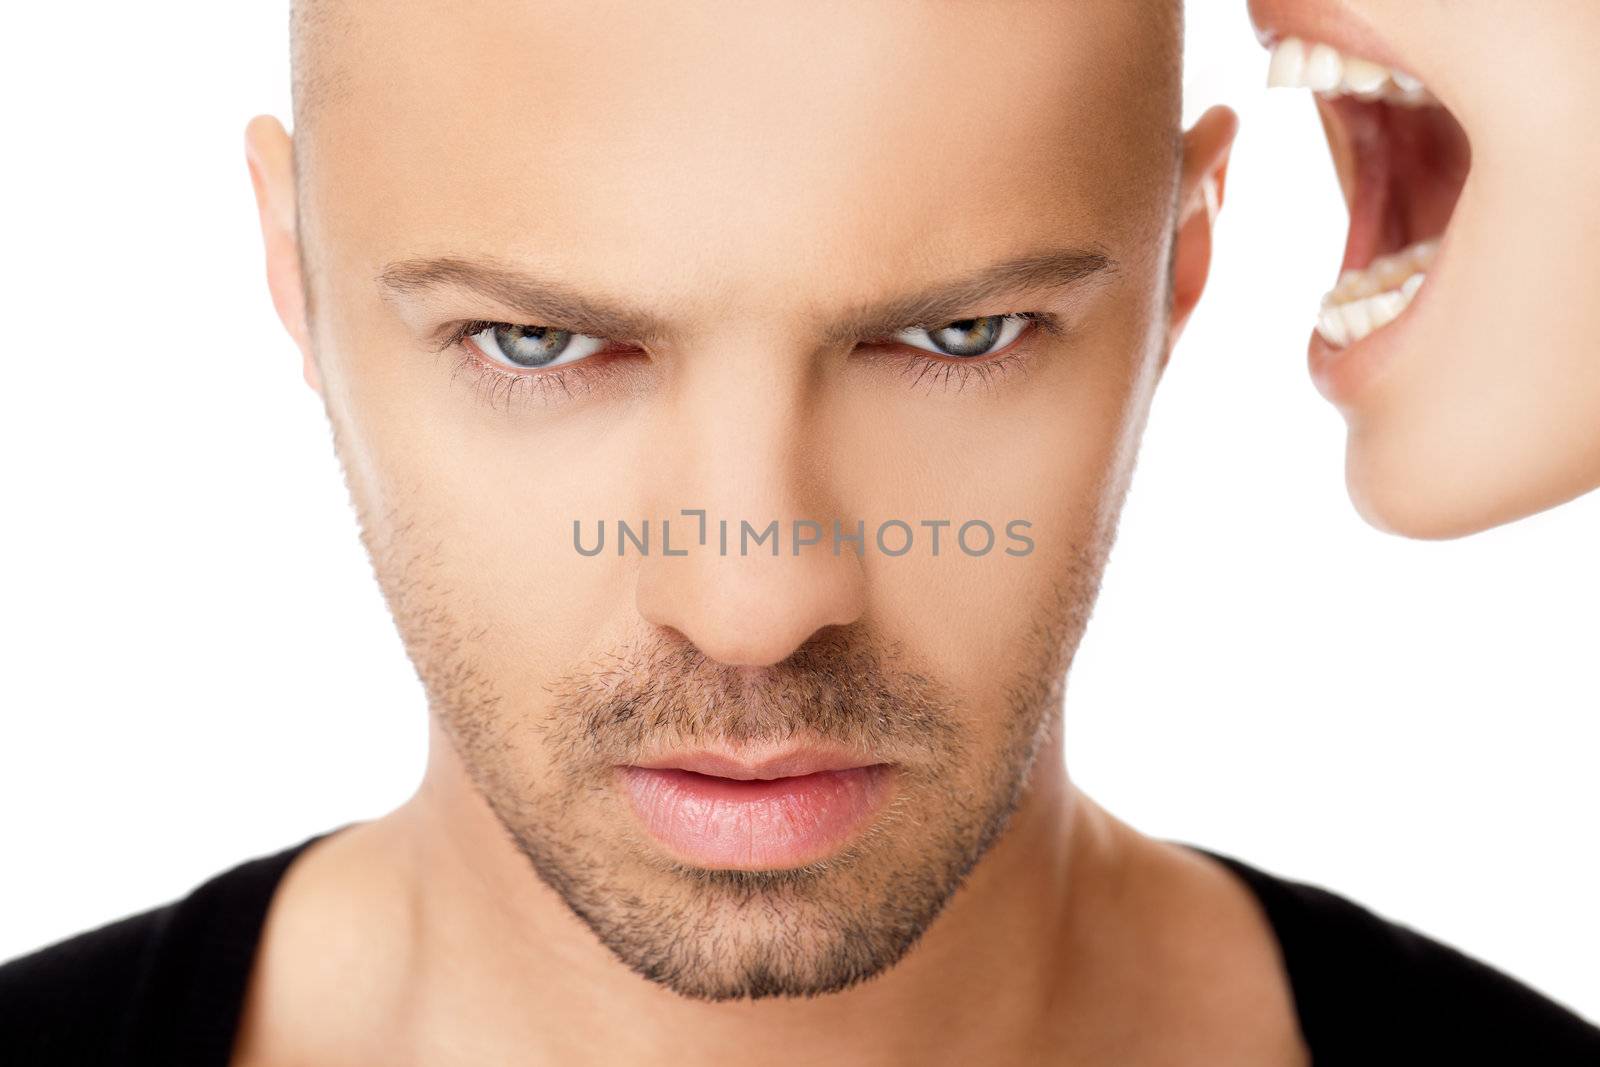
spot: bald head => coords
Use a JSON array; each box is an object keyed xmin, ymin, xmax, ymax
[
  {"xmin": 290, "ymin": 1, "xmax": 1185, "ymax": 137},
  {"xmin": 288, "ymin": 0, "xmax": 352, "ymax": 158},
  {"xmin": 286, "ymin": 0, "xmax": 1186, "ymax": 316}
]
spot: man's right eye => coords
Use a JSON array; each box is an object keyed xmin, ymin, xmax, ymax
[{"xmin": 468, "ymin": 323, "xmax": 611, "ymax": 369}]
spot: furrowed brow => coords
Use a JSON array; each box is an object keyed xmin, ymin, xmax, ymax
[
  {"xmin": 379, "ymin": 246, "xmax": 1114, "ymax": 347},
  {"xmin": 817, "ymin": 247, "xmax": 1115, "ymax": 346},
  {"xmin": 378, "ymin": 256, "xmax": 681, "ymax": 345}
]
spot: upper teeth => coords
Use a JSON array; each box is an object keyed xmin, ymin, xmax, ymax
[
  {"xmin": 1316, "ymin": 240, "xmax": 1437, "ymax": 349},
  {"xmin": 1267, "ymin": 37, "xmax": 1437, "ymax": 107}
]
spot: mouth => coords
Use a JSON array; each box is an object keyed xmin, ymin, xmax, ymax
[
  {"xmin": 618, "ymin": 748, "xmax": 897, "ymax": 870},
  {"xmin": 1259, "ymin": 22, "xmax": 1472, "ymax": 392}
]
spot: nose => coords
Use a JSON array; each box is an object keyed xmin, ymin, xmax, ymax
[
  {"xmin": 634, "ymin": 351, "xmax": 867, "ymax": 668},
  {"xmin": 637, "ymin": 527, "xmax": 866, "ymax": 667}
]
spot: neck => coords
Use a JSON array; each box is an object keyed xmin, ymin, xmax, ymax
[{"xmin": 374, "ymin": 713, "xmax": 1127, "ymax": 1065}]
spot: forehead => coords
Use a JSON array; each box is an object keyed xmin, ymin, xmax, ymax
[{"xmin": 300, "ymin": 0, "xmax": 1179, "ymax": 321}]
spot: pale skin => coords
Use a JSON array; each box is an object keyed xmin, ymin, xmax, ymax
[
  {"xmin": 240, "ymin": 1, "xmax": 1301, "ymax": 1063},
  {"xmin": 1250, "ymin": 0, "xmax": 1600, "ymax": 538}
]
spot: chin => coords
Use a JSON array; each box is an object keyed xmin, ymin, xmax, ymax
[{"xmin": 1344, "ymin": 423, "xmax": 1600, "ymax": 541}]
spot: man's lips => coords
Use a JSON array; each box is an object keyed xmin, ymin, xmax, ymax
[
  {"xmin": 627, "ymin": 746, "xmax": 886, "ymax": 781},
  {"xmin": 618, "ymin": 747, "xmax": 896, "ymax": 869}
]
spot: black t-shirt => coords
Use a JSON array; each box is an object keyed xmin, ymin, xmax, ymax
[{"xmin": 2, "ymin": 833, "xmax": 1597, "ymax": 1065}]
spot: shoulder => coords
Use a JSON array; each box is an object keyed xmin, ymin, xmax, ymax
[
  {"xmin": 1199, "ymin": 848, "xmax": 1600, "ymax": 1064},
  {"xmin": 0, "ymin": 834, "xmax": 334, "ymax": 1065},
  {"xmin": 230, "ymin": 818, "xmax": 420, "ymax": 1066},
  {"xmin": 0, "ymin": 902, "xmax": 175, "ymax": 1063}
]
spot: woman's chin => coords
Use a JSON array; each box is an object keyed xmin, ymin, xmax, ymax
[{"xmin": 1343, "ymin": 419, "xmax": 1600, "ymax": 541}]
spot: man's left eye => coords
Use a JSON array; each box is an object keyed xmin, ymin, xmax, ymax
[{"xmin": 893, "ymin": 314, "xmax": 1031, "ymax": 358}]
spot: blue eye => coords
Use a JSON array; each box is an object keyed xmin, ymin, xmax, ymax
[
  {"xmin": 469, "ymin": 323, "xmax": 609, "ymax": 369},
  {"xmin": 894, "ymin": 314, "xmax": 1031, "ymax": 358}
]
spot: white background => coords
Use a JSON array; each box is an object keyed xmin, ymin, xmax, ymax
[{"xmin": 2, "ymin": 2, "xmax": 1595, "ymax": 1022}]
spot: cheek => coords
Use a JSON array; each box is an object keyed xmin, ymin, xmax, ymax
[
  {"xmin": 321, "ymin": 325, "xmax": 650, "ymax": 709},
  {"xmin": 824, "ymin": 295, "xmax": 1158, "ymax": 709},
  {"xmin": 1339, "ymin": 4, "xmax": 1600, "ymax": 534},
  {"xmin": 1346, "ymin": 118, "xmax": 1600, "ymax": 536}
]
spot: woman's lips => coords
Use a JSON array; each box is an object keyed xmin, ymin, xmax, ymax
[
  {"xmin": 1248, "ymin": 0, "xmax": 1414, "ymax": 76},
  {"xmin": 1307, "ymin": 275, "xmax": 1428, "ymax": 408},
  {"xmin": 618, "ymin": 760, "xmax": 895, "ymax": 870}
]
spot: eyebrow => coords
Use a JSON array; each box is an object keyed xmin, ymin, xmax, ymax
[
  {"xmin": 378, "ymin": 246, "xmax": 1115, "ymax": 346},
  {"xmin": 818, "ymin": 247, "xmax": 1115, "ymax": 346}
]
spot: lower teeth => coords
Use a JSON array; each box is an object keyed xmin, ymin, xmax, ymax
[{"xmin": 1316, "ymin": 239, "xmax": 1437, "ymax": 348}]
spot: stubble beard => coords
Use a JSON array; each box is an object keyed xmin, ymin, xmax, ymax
[{"xmin": 336, "ymin": 434, "xmax": 1109, "ymax": 1002}]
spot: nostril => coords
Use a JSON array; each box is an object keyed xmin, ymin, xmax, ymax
[{"xmin": 635, "ymin": 535, "xmax": 868, "ymax": 669}]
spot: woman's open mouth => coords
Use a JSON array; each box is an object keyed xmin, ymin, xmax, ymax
[{"xmin": 1263, "ymin": 34, "xmax": 1472, "ymax": 363}]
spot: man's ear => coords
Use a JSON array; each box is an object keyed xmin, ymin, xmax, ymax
[
  {"xmin": 244, "ymin": 115, "xmax": 321, "ymax": 393},
  {"xmin": 1164, "ymin": 105, "xmax": 1238, "ymax": 365}
]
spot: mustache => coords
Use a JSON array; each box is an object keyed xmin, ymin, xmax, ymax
[{"xmin": 542, "ymin": 625, "xmax": 967, "ymax": 768}]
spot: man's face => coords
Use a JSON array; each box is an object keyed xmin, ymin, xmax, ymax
[{"xmin": 291, "ymin": 0, "xmax": 1181, "ymax": 1000}]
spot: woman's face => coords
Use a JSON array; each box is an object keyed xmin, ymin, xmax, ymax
[{"xmin": 1248, "ymin": 0, "xmax": 1600, "ymax": 538}]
